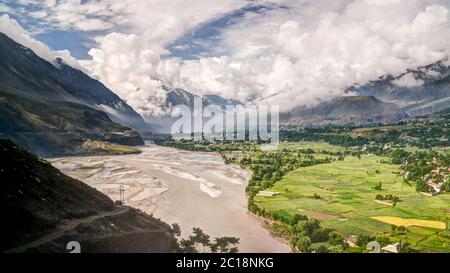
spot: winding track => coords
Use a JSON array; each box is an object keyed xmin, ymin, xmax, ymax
[{"xmin": 5, "ymin": 207, "xmax": 131, "ymax": 253}]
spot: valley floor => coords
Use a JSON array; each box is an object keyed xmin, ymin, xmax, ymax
[
  {"xmin": 49, "ymin": 144, "xmax": 291, "ymax": 253},
  {"xmin": 255, "ymin": 154, "xmax": 450, "ymax": 252}
]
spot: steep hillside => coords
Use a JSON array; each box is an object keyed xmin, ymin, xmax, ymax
[
  {"xmin": 0, "ymin": 140, "xmax": 178, "ymax": 253},
  {"xmin": 51, "ymin": 57, "xmax": 148, "ymax": 131},
  {"xmin": 0, "ymin": 33, "xmax": 147, "ymax": 130},
  {"xmin": 284, "ymin": 96, "xmax": 407, "ymax": 125},
  {"xmin": 148, "ymin": 86, "xmax": 242, "ymax": 132},
  {"xmin": 0, "ymin": 33, "xmax": 144, "ymax": 156},
  {"xmin": 283, "ymin": 61, "xmax": 449, "ymax": 126}
]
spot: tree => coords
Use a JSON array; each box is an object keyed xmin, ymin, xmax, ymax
[
  {"xmin": 398, "ymin": 241, "xmax": 415, "ymax": 253},
  {"xmin": 290, "ymin": 214, "xmax": 308, "ymax": 226},
  {"xmin": 443, "ymin": 181, "xmax": 450, "ymax": 192},
  {"xmin": 210, "ymin": 237, "xmax": 240, "ymax": 253},
  {"xmin": 171, "ymin": 223, "xmax": 181, "ymax": 237},
  {"xmin": 179, "ymin": 227, "xmax": 210, "ymax": 253},
  {"xmin": 316, "ymin": 245, "xmax": 329, "ymax": 253},
  {"xmin": 374, "ymin": 182, "xmax": 382, "ymax": 190},
  {"xmin": 328, "ymin": 232, "xmax": 345, "ymax": 246},
  {"xmin": 296, "ymin": 236, "xmax": 311, "ymax": 253},
  {"xmin": 311, "ymin": 228, "xmax": 330, "ymax": 243},
  {"xmin": 179, "ymin": 227, "xmax": 240, "ymax": 253},
  {"xmin": 356, "ymin": 235, "xmax": 375, "ymax": 248},
  {"xmin": 391, "ymin": 225, "xmax": 397, "ymax": 234}
]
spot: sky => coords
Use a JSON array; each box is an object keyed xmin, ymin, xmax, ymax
[{"xmin": 1, "ymin": 0, "xmax": 450, "ymax": 119}]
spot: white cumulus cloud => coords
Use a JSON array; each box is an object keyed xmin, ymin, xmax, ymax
[{"xmin": 2, "ymin": 0, "xmax": 450, "ymax": 119}]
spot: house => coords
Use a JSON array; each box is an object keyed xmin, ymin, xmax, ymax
[
  {"xmin": 426, "ymin": 181, "xmax": 442, "ymax": 193},
  {"xmin": 382, "ymin": 243, "xmax": 400, "ymax": 253}
]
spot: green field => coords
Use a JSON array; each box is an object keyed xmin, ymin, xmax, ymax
[{"xmin": 254, "ymin": 154, "xmax": 450, "ymax": 252}]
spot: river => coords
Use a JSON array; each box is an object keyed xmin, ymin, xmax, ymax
[{"xmin": 49, "ymin": 144, "xmax": 290, "ymax": 253}]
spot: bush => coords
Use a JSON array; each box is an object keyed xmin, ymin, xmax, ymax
[{"xmin": 295, "ymin": 236, "xmax": 312, "ymax": 253}]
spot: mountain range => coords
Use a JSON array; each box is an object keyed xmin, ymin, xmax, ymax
[
  {"xmin": 152, "ymin": 61, "xmax": 450, "ymax": 128},
  {"xmin": 146, "ymin": 86, "xmax": 243, "ymax": 132},
  {"xmin": 282, "ymin": 61, "xmax": 450, "ymax": 126},
  {"xmin": 282, "ymin": 95, "xmax": 408, "ymax": 126},
  {"xmin": 0, "ymin": 33, "xmax": 145, "ymax": 156},
  {"xmin": 1, "ymin": 31, "xmax": 449, "ymax": 146}
]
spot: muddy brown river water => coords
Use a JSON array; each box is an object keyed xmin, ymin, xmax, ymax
[{"xmin": 50, "ymin": 144, "xmax": 290, "ymax": 252}]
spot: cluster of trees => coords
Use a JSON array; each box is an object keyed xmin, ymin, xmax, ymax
[
  {"xmin": 391, "ymin": 149, "xmax": 450, "ymax": 193},
  {"xmin": 391, "ymin": 225, "xmax": 407, "ymax": 235},
  {"xmin": 235, "ymin": 150, "xmax": 332, "ymax": 208},
  {"xmin": 173, "ymin": 225, "xmax": 240, "ymax": 253},
  {"xmin": 155, "ymin": 139, "xmax": 256, "ymax": 152},
  {"xmin": 281, "ymin": 129, "xmax": 372, "ymax": 147},
  {"xmin": 375, "ymin": 194, "xmax": 400, "ymax": 205},
  {"xmin": 265, "ymin": 213, "xmax": 348, "ymax": 253},
  {"xmin": 281, "ymin": 111, "xmax": 449, "ymax": 149}
]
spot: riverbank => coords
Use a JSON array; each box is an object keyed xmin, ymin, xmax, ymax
[{"xmin": 49, "ymin": 144, "xmax": 291, "ymax": 253}]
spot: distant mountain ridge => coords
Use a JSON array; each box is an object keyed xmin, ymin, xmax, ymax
[
  {"xmin": 283, "ymin": 95, "xmax": 407, "ymax": 125},
  {"xmin": 351, "ymin": 61, "xmax": 450, "ymax": 117},
  {"xmin": 283, "ymin": 61, "xmax": 450, "ymax": 126},
  {"xmin": 0, "ymin": 33, "xmax": 144, "ymax": 156},
  {"xmin": 147, "ymin": 86, "xmax": 242, "ymax": 132},
  {"xmin": 162, "ymin": 61, "xmax": 449, "ymax": 128},
  {"xmin": 162, "ymin": 86, "xmax": 241, "ymax": 110}
]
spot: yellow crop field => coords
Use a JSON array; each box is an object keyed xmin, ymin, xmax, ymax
[{"xmin": 372, "ymin": 216, "xmax": 447, "ymax": 230}]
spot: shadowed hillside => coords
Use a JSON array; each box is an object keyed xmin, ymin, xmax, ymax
[
  {"xmin": 284, "ymin": 96, "xmax": 407, "ymax": 125},
  {"xmin": 0, "ymin": 139, "xmax": 178, "ymax": 253},
  {"xmin": 0, "ymin": 33, "xmax": 144, "ymax": 156}
]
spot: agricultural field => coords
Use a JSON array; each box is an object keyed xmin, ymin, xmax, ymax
[
  {"xmin": 157, "ymin": 133, "xmax": 449, "ymax": 252},
  {"xmin": 254, "ymin": 153, "xmax": 450, "ymax": 252}
]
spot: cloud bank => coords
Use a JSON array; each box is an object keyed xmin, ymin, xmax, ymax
[{"xmin": 2, "ymin": 0, "xmax": 450, "ymax": 119}]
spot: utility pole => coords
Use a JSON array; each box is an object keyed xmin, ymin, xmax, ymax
[{"xmin": 119, "ymin": 185, "xmax": 125, "ymax": 205}]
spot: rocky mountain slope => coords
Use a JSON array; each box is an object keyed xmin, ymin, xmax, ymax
[
  {"xmin": 284, "ymin": 61, "xmax": 450, "ymax": 126},
  {"xmin": 0, "ymin": 33, "xmax": 144, "ymax": 156},
  {"xmin": 283, "ymin": 96, "xmax": 408, "ymax": 125},
  {"xmin": 0, "ymin": 139, "xmax": 178, "ymax": 253},
  {"xmin": 351, "ymin": 61, "xmax": 450, "ymax": 117},
  {"xmin": 148, "ymin": 86, "xmax": 242, "ymax": 132}
]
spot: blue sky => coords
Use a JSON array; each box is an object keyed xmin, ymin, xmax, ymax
[
  {"xmin": 35, "ymin": 30, "xmax": 94, "ymax": 59},
  {"xmin": 166, "ymin": 4, "xmax": 279, "ymax": 60},
  {"xmin": 1, "ymin": 0, "xmax": 278, "ymax": 60}
]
